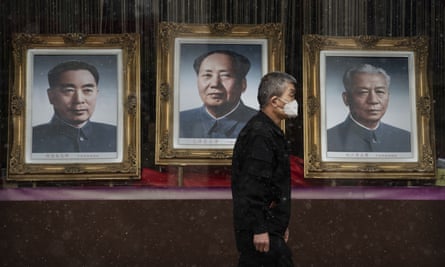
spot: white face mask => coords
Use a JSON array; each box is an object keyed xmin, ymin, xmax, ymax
[{"xmin": 280, "ymin": 98, "xmax": 299, "ymax": 118}]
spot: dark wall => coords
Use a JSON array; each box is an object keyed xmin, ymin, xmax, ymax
[{"xmin": 1, "ymin": 199, "xmax": 445, "ymax": 267}]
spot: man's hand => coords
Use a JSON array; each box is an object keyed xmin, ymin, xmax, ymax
[
  {"xmin": 253, "ymin": 232, "xmax": 270, "ymax": 253},
  {"xmin": 284, "ymin": 227, "xmax": 289, "ymax": 243}
]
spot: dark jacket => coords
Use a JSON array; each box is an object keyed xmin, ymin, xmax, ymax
[
  {"xmin": 231, "ymin": 111, "xmax": 291, "ymax": 245},
  {"xmin": 32, "ymin": 116, "xmax": 117, "ymax": 153},
  {"xmin": 180, "ymin": 101, "xmax": 257, "ymax": 138}
]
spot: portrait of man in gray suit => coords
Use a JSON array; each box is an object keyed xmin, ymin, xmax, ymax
[
  {"xmin": 32, "ymin": 60, "xmax": 117, "ymax": 153},
  {"xmin": 179, "ymin": 50, "xmax": 258, "ymax": 139},
  {"xmin": 327, "ymin": 63, "xmax": 411, "ymax": 153}
]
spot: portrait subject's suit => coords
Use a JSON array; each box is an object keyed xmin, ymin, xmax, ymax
[
  {"xmin": 180, "ymin": 101, "xmax": 257, "ymax": 138},
  {"xmin": 32, "ymin": 116, "xmax": 117, "ymax": 153},
  {"xmin": 327, "ymin": 116, "xmax": 411, "ymax": 152}
]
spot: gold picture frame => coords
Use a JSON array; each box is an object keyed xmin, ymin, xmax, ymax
[
  {"xmin": 155, "ymin": 22, "xmax": 284, "ymax": 165},
  {"xmin": 303, "ymin": 35, "xmax": 435, "ymax": 179},
  {"xmin": 7, "ymin": 33, "xmax": 141, "ymax": 181}
]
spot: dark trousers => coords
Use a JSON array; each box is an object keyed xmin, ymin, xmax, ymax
[{"xmin": 236, "ymin": 233, "xmax": 294, "ymax": 267}]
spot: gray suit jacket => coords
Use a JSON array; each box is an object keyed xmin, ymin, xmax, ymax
[
  {"xmin": 180, "ymin": 101, "xmax": 257, "ymax": 138},
  {"xmin": 327, "ymin": 116, "xmax": 411, "ymax": 152},
  {"xmin": 32, "ymin": 116, "xmax": 117, "ymax": 153}
]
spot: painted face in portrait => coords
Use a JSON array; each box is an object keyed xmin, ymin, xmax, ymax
[
  {"xmin": 342, "ymin": 72, "xmax": 389, "ymax": 129},
  {"xmin": 47, "ymin": 69, "xmax": 99, "ymax": 127},
  {"xmin": 197, "ymin": 53, "xmax": 247, "ymax": 117}
]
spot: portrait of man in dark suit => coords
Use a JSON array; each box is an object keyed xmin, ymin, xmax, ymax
[
  {"xmin": 327, "ymin": 63, "xmax": 411, "ymax": 153},
  {"xmin": 179, "ymin": 50, "xmax": 258, "ymax": 139},
  {"xmin": 32, "ymin": 60, "xmax": 117, "ymax": 153}
]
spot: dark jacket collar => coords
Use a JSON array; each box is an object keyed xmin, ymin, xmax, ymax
[{"xmin": 50, "ymin": 116, "xmax": 93, "ymax": 140}]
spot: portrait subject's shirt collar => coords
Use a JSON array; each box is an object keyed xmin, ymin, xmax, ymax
[
  {"xmin": 346, "ymin": 115, "xmax": 383, "ymax": 145},
  {"xmin": 348, "ymin": 113, "xmax": 380, "ymax": 131},
  {"xmin": 50, "ymin": 115, "xmax": 92, "ymax": 140},
  {"xmin": 204, "ymin": 101, "xmax": 241, "ymax": 120},
  {"xmin": 198, "ymin": 102, "xmax": 244, "ymax": 138},
  {"xmin": 52, "ymin": 114, "xmax": 88, "ymax": 129}
]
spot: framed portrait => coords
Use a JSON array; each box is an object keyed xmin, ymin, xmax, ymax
[
  {"xmin": 303, "ymin": 35, "xmax": 435, "ymax": 179},
  {"xmin": 7, "ymin": 33, "xmax": 140, "ymax": 181},
  {"xmin": 155, "ymin": 22, "xmax": 284, "ymax": 165}
]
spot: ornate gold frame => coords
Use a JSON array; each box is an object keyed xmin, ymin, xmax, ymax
[
  {"xmin": 7, "ymin": 33, "xmax": 140, "ymax": 181},
  {"xmin": 155, "ymin": 22, "xmax": 284, "ymax": 165},
  {"xmin": 303, "ymin": 35, "xmax": 435, "ymax": 179}
]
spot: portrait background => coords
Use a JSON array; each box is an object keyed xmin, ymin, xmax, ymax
[
  {"xmin": 324, "ymin": 56, "xmax": 411, "ymax": 132},
  {"xmin": 31, "ymin": 54, "xmax": 119, "ymax": 127},
  {"xmin": 178, "ymin": 43, "xmax": 264, "ymax": 112}
]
